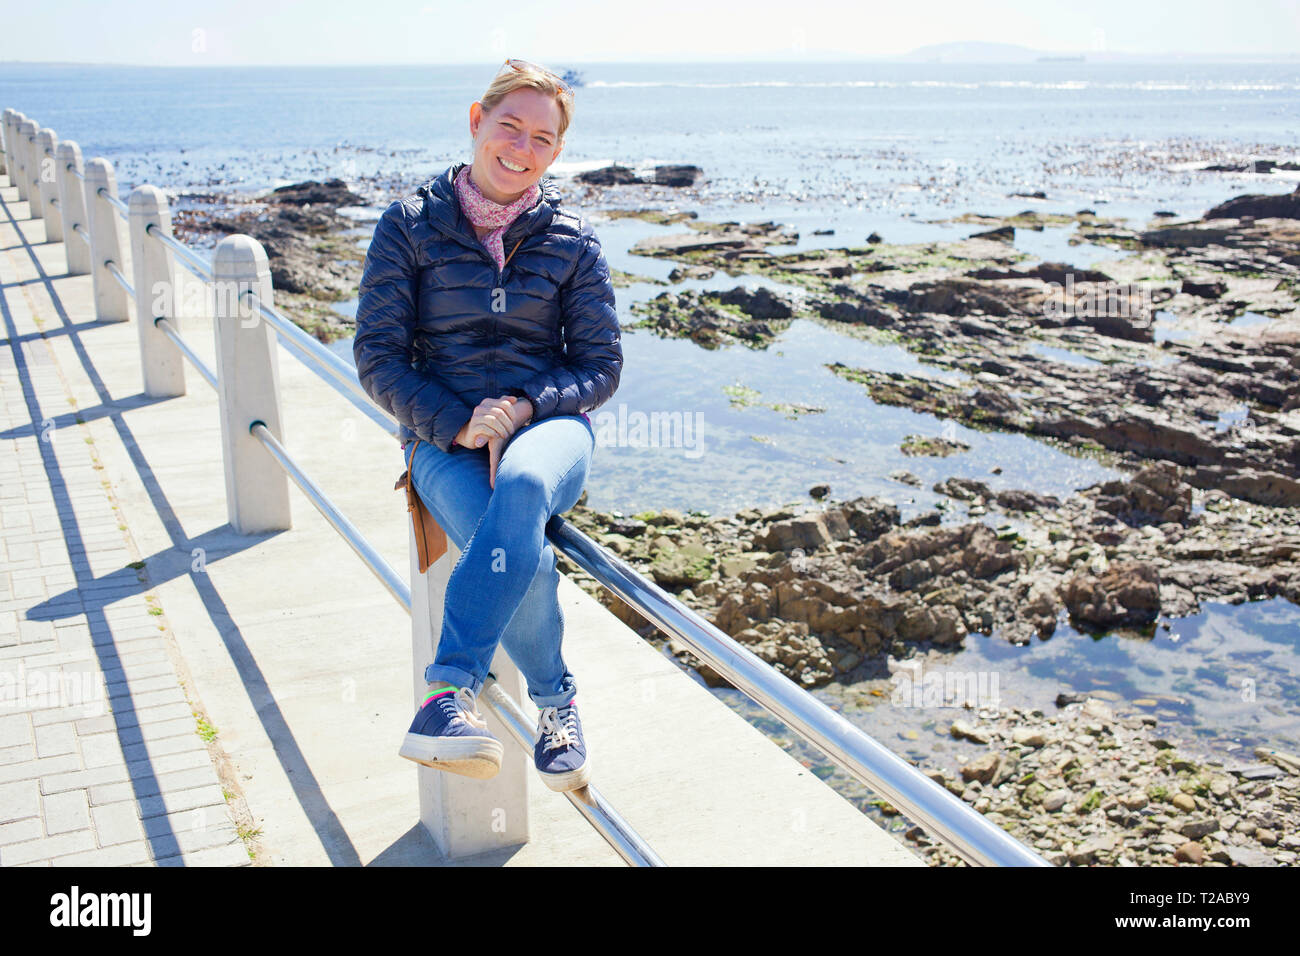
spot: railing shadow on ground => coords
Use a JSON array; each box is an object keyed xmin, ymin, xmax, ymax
[{"xmin": 0, "ymin": 188, "xmax": 366, "ymax": 866}]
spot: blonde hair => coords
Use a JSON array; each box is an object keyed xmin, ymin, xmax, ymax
[{"xmin": 479, "ymin": 62, "xmax": 574, "ymax": 143}]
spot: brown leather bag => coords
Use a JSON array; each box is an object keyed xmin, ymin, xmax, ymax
[{"xmin": 394, "ymin": 438, "xmax": 447, "ymax": 573}]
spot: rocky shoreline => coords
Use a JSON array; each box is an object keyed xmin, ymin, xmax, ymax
[
  {"xmin": 902, "ymin": 696, "xmax": 1298, "ymax": 867},
  {"xmin": 178, "ymin": 162, "xmax": 1300, "ymax": 865}
]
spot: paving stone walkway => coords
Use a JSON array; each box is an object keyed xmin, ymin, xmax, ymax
[{"xmin": 0, "ymin": 178, "xmax": 249, "ymax": 866}]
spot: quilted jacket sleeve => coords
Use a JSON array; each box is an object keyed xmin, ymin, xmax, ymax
[
  {"xmin": 354, "ymin": 200, "xmax": 476, "ymax": 454},
  {"xmin": 507, "ymin": 230, "xmax": 623, "ymax": 421}
]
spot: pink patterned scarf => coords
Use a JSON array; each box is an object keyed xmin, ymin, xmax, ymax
[{"xmin": 454, "ymin": 164, "xmax": 541, "ymax": 271}]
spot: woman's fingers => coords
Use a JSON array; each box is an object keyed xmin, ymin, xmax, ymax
[
  {"xmin": 488, "ymin": 435, "xmax": 504, "ymax": 488},
  {"xmin": 467, "ymin": 404, "xmax": 514, "ymax": 442}
]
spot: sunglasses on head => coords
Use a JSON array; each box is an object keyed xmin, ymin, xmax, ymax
[{"xmin": 499, "ymin": 58, "xmax": 574, "ymax": 95}]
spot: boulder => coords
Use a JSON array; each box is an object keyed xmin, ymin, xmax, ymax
[{"xmin": 1062, "ymin": 561, "xmax": 1161, "ymax": 628}]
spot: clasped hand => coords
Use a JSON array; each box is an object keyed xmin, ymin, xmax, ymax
[{"xmin": 453, "ymin": 395, "xmax": 534, "ymax": 488}]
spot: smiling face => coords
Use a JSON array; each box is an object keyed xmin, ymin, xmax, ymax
[{"xmin": 469, "ymin": 88, "xmax": 565, "ymax": 205}]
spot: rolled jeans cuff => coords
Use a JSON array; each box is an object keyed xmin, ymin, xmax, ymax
[
  {"xmin": 527, "ymin": 674, "xmax": 578, "ymax": 710},
  {"xmin": 424, "ymin": 664, "xmax": 482, "ymax": 696}
]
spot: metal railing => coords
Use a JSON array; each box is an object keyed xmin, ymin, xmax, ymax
[
  {"xmin": 103, "ymin": 259, "xmax": 133, "ymax": 297},
  {"xmin": 154, "ymin": 316, "xmax": 217, "ymax": 389},
  {"xmin": 2, "ymin": 110, "xmax": 1049, "ymax": 867},
  {"xmin": 242, "ymin": 289, "xmax": 397, "ymax": 436},
  {"xmin": 97, "ymin": 186, "xmax": 129, "ymax": 219},
  {"xmin": 545, "ymin": 519, "xmax": 1047, "ymax": 867},
  {"xmin": 480, "ymin": 677, "xmax": 665, "ymax": 866},
  {"xmin": 147, "ymin": 223, "xmax": 213, "ymax": 281}
]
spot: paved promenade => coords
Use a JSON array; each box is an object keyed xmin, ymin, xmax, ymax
[
  {"xmin": 0, "ymin": 171, "xmax": 922, "ymax": 867},
  {"xmin": 0, "ymin": 180, "xmax": 248, "ymax": 865}
]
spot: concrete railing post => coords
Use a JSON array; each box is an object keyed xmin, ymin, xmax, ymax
[
  {"xmin": 211, "ymin": 235, "xmax": 291, "ymax": 534},
  {"xmin": 410, "ymin": 539, "xmax": 530, "ymax": 859},
  {"xmin": 6, "ymin": 112, "xmax": 26, "ymax": 199},
  {"xmin": 129, "ymin": 185, "xmax": 184, "ymax": 398},
  {"xmin": 82, "ymin": 158, "xmax": 131, "ymax": 323},
  {"xmin": 56, "ymin": 142, "xmax": 91, "ymax": 275},
  {"xmin": 35, "ymin": 128, "xmax": 62, "ymax": 242},
  {"xmin": 0, "ymin": 108, "xmax": 10, "ymax": 178},
  {"xmin": 17, "ymin": 118, "xmax": 38, "ymax": 206}
]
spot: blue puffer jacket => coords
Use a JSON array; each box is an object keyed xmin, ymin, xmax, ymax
[{"xmin": 354, "ymin": 161, "xmax": 623, "ymax": 454}]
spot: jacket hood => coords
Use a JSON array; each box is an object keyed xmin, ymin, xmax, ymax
[{"xmin": 418, "ymin": 161, "xmax": 562, "ymax": 249}]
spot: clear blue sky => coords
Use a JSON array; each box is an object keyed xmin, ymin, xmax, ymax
[{"xmin": 3, "ymin": 0, "xmax": 1297, "ymax": 65}]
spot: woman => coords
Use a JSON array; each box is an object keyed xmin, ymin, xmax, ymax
[{"xmin": 353, "ymin": 59, "xmax": 622, "ymax": 792}]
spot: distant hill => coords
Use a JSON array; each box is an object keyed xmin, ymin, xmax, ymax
[{"xmin": 898, "ymin": 41, "xmax": 1300, "ymax": 64}]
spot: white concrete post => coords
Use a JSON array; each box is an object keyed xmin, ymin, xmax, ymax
[
  {"xmin": 24, "ymin": 121, "xmax": 44, "ymax": 212},
  {"xmin": 0, "ymin": 108, "xmax": 10, "ymax": 177},
  {"xmin": 129, "ymin": 186, "xmax": 185, "ymax": 398},
  {"xmin": 56, "ymin": 142, "xmax": 91, "ymax": 276},
  {"xmin": 17, "ymin": 118, "xmax": 38, "ymax": 206},
  {"xmin": 410, "ymin": 536, "xmax": 530, "ymax": 859},
  {"xmin": 6, "ymin": 112, "xmax": 28, "ymax": 200},
  {"xmin": 35, "ymin": 128, "xmax": 62, "ymax": 242},
  {"xmin": 211, "ymin": 235, "xmax": 291, "ymax": 534},
  {"xmin": 83, "ymin": 158, "xmax": 131, "ymax": 323}
]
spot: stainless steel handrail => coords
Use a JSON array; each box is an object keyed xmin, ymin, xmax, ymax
[
  {"xmin": 480, "ymin": 677, "xmax": 665, "ymax": 867},
  {"xmin": 104, "ymin": 260, "xmax": 133, "ymax": 298},
  {"xmin": 241, "ymin": 290, "xmax": 397, "ymax": 437},
  {"xmin": 145, "ymin": 222, "xmax": 214, "ymax": 281},
  {"xmin": 96, "ymin": 186, "xmax": 129, "ymax": 219},
  {"xmin": 71, "ymin": 223, "xmax": 90, "ymax": 246},
  {"xmin": 68, "ymin": 163, "xmax": 84, "ymax": 181},
  {"xmin": 154, "ymin": 316, "xmax": 217, "ymax": 389},
  {"xmin": 542, "ymin": 517, "xmax": 1050, "ymax": 867},
  {"xmin": 249, "ymin": 421, "xmax": 411, "ymax": 610}
]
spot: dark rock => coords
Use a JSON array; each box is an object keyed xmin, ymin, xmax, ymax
[
  {"xmin": 654, "ymin": 164, "xmax": 703, "ymax": 187},
  {"xmin": 268, "ymin": 179, "xmax": 364, "ymax": 207},
  {"xmin": 578, "ymin": 164, "xmax": 642, "ymax": 186},
  {"xmin": 718, "ymin": 285, "xmax": 793, "ymax": 320},
  {"xmin": 971, "ymin": 225, "xmax": 1015, "ymax": 242},
  {"xmin": 838, "ymin": 497, "xmax": 901, "ymax": 542},
  {"xmin": 994, "ymin": 489, "xmax": 1061, "ymax": 512},
  {"xmin": 1095, "ymin": 462, "xmax": 1193, "ymax": 526},
  {"xmin": 903, "ymin": 511, "xmax": 942, "ymax": 528},
  {"xmin": 969, "ymin": 261, "xmax": 1113, "ymax": 284},
  {"xmin": 1205, "ymin": 183, "xmax": 1300, "ymax": 221},
  {"xmin": 1192, "ymin": 467, "xmax": 1300, "ymax": 508},
  {"xmin": 934, "ymin": 477, "xmax": 991, "ymax": 502},
  {"xmin": 1180, "ymin": 278, "xmax": 1228, "ymax": 298},
  {"xmin": 1062, "ymin": 561, "xmax": 1161, "ymax": 628}
]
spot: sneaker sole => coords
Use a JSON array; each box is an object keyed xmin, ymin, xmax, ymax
[
  {"xmin": 400, "ymin": 733, "xmax": 504, "ymax": 779},
  {"xmin": 538, "ymin": 755, "xmax": 592, "ymax": 792}
]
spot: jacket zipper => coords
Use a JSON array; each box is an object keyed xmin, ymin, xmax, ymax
[{"xmin": 434, "ymin": 168, "xmax": 541, "ymax": 395}]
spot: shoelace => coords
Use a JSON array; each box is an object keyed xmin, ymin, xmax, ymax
[
  {"xmin": 537, "ymin": 705, "xmax": 579, "ymax": 753},
  {"xmin": 439, "ymin": 687, "xmax": 488, "ymax": 730}
]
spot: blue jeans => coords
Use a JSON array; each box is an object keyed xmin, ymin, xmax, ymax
[{"xmin": 403, "ymin": 413, "xmax": 595, "ymax": 710}]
